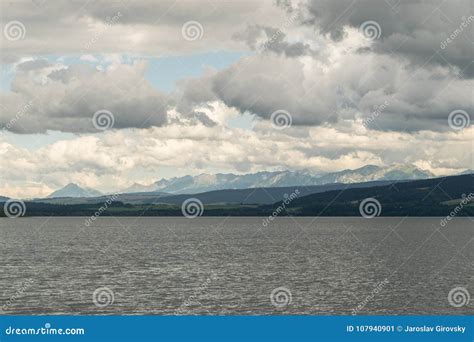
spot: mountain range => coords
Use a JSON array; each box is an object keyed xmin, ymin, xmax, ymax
[
  {"xmin": 37, "ymin": 164, "xmax": 467, "ymax": 200},
  {"xmin": 43, "ymin": 164, "xmax": 434, "ymax": 199},
  {"xmin": 119, "ymin": 164, "xmax": 435, "ymax": 195}
]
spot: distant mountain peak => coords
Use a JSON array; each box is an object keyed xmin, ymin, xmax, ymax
[
  {"xmin": 121, "ymin": 182, "xmax": 157, "ymax": 193},
  {"xmin": 47, "ymin": 183, "xmax": 102, "ymax": 198}
]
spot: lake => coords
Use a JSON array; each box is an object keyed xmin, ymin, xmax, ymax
[{"xmin": 0, "ymin": 217, "xmax": 472, "ymax": 315}]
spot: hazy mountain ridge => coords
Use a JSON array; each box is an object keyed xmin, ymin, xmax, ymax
[
  {"xmin": 33, "ymin": 164, "xmax": 457, "ymax": 201},
  {"xmin": 123, "ymin": 164, "xmax": 434, "ymax": 195}
]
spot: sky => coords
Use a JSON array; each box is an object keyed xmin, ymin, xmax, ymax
[{"xmin": 0, "ymin": 0, "xmax": 473, "ymax": 198}]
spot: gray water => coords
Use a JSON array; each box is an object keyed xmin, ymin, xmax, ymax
[{"xmin": 0, "ymin": 217, "xmax": 472, "ymax": 315}]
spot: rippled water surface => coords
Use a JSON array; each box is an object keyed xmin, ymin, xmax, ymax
[{"xmin": 0, "ymin": 217, "xmax": 472, "ymax": 315}]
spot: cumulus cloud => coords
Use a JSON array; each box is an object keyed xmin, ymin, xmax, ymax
[
  {"xmin": 1, "ymin": 59, "xmax": 169, "ymax": 133},
  {"xmin": 186, "ymin": 34, "xmax": 473, "ymax": 132},
  {"xmin": 1, "ymin": 118, "xmax": 472, "ymax": 198}
]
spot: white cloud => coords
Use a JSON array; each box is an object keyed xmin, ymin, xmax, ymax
[{"xmin": 0, "ymin": 114, "xmax": 472, "ymax": 198}]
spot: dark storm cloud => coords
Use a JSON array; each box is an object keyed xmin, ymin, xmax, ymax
[
  {"xmin": 233, "ymin": 25, "xmax": 317, "ymax": 57},
  {"xmin": 296, "ymin": 0, "xmax": 474, "ymax": 77}
]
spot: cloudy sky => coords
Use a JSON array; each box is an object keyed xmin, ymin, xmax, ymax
[{"xmin": 0, "ymin": 0, "xmax": 472, "ymax": 198}]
